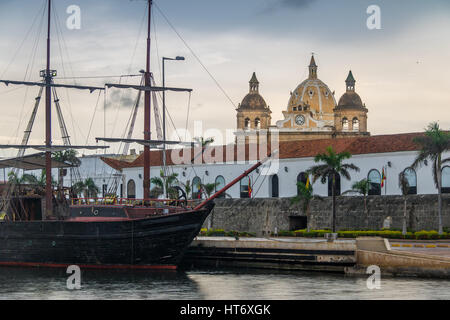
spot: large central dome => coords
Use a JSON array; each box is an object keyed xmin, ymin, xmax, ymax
[{"xmin": 287, "ymin": 56, "xmax": 337, "ymax": 116}]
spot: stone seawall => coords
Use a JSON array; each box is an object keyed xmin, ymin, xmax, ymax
[{"xmin": 206, "ymin": 195, "xmax": 450, "ymax": 235}]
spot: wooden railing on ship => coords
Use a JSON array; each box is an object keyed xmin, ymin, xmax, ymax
[{"xmin": 71, "ymin": 197, "xmax": 196, "ymax": 207}]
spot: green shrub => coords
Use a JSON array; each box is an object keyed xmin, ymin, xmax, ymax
[{"xmin": 278, "ymin": 229, "xmax": 450, "ymax": 239}]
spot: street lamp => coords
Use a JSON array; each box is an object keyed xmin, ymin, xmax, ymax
[{"xmin": 162, "ymin": 56, "xmax": 185, "ymax": 197}]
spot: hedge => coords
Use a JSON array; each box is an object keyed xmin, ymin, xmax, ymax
[
  {"xmin": 198, "ymin": 228, "xmax": 450, "ymax": 239},
  {"xmin": 199, "ymin": 228, "xmax": 256, "ymax": 238},
  {"xmin": 283, "ymin": 229, "xmax": 450, "ymax": 240}
]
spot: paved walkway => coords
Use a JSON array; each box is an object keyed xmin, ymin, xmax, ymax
[
  {"xmin": 196, "ymin": 236, "xmax": 355, "ymax": 244},
  {"xmin": 389, "ymin": 241, "xmax": 450, "ymax": 258}
]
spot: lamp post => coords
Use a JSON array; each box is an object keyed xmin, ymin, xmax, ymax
[{"xmin": 162, "ymin": 56, "xmax": 185, "ymax": 198}]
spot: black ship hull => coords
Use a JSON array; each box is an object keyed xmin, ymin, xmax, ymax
[{"xmin": 0, "ymin": 204, "xmax": 213, "ymax": 270}]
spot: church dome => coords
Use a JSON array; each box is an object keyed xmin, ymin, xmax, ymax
[
  {"xmin": 287, "ymin": 56, "xmax": 337, "ymax": 115},
  {"xmin": 238, "ymin": 73, "xmax": 269, "ymax": 110},
  {"xmin": 337, "ymin": 71, "xmax": 365, "ymax": 108},
  {"xmin": 240, "ymin": 93, "xmax": 268, "ymax": 110},
  {"xmin": 338, "ymin": 91, "xmax": 363, "ymax": 107}
]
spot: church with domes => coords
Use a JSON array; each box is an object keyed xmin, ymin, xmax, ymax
[{"xmin": 236, "ymin": 55, "xmax": 370, "ymax": 142}]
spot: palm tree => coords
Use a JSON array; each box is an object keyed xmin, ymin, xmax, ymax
[
  {"xmin": 53, "ymin": 149, "xmax": 81, "ymax": 189},
  {"xmin": 201, "ymin": 182, "xmax": 219, "ymax": 198},
  {"xmin": 194, "ymin": 137, "xmax": 215, "ymax": 147},
  {"xmin": 83, "ymin": 178, "xmax": 99, "ymax": 198},
  {"xmin": 72, "ymin": 180, "xmax": 85, "ymax": 198},
  {"xmin": 180, "ymin": 180, "xmax": 192, "ymax": 200},
  {"xmin": 8, "ymin": 171, "xmax": 22, "ymax": 185},
  {"xmin": 343, "ymin": 179, "xmax": 370, "ymax": 229},
  {"xmin": 308, "ymin": 146, "xmax": 360, "ymax": 233},
  {"xmin": 150, "ymin": 170, "xmax": 179, "ymax": 199},
  {"xmin": 398, "ymin": 171, "xmax": 410, "ymax": 235},
  {"xmin": 291, "ymin": 180, "xmax": 321, "ymax": 232},
  {"xmin": 411, "ymin": 122, "xmax": 450, "ymax": 235}
]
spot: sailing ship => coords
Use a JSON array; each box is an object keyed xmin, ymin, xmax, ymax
[{"xmin": 0, "ymin": 0, "xmax": 271, "ymax": 269}]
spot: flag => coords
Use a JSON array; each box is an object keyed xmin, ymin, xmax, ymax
[
  {"xmin": 305, "ymin": 176, "xmax": 311, "ymax": 190},
  {"xmin": 197, "ymin": 185, "xmax": 202, "ymax": 199},
  {"xmin": 248, "ymin": 176, "xmax": 252, "ymax": 197},
  {"xmin": 381, "ymin": 167, "xmax": 386, "ymax": 188}
]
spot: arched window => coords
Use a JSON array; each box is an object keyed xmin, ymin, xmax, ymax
[
  {"xmin": 255, "ymin": 118, "xmax": 261, "ymax": 129},
  {"xmin": 442, "ymin": 166, "xmax": 450, "ymax": 194},
  {"xmin": 244, "ymin": 118, "xmax": 251, "ymax": 130},
  {"xmin": 403, "ymin": 168, "xmax": 417, "ymax": 195},
  {"xmin": 342, "ymin": 118, "xmax": 349, "ymax": 131},
  {"xmin": 352, "ymin": 118, "xmax": 359, "ymax": 131},
  {"xmin": 192, "ymin": 177, "xmax": 202, "ymax": 199},
  {"xmin": 297, "ymin": 172, "xmax": 308, "ymax": 195},
  {"xmin": 368, "ymin": 169, "xmax": 381, "ymax": 195},
  {"xmin": 215, "ymin": 176, "xmax": 226, "ymax": 198},
  {"xmin": 328, "ymin": 173, "xmax": 341, "ymax": 196},
  {"xmin": 127, "ymin": 179, "xmax": 136, "ymax": 199},
  {"xmin": 240, "ymin": 176, "xmax": 251, "ymax": 198},
  {"xmin": 270, "ymin": 174, "xmax": 279, "ymax": 198}
]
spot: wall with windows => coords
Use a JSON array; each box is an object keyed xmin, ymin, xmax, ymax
[{"xmin": 120, "ymin": 150, "xmax": 450, "ymax": 199}]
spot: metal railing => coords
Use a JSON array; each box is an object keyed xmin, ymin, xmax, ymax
[{"xmin": 70, "ymin": 197, "xmax": 196, "ymax": 207}]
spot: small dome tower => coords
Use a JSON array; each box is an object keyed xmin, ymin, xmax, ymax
[
  {"xmin": 334, "ymin": 71, "xmax": 368, "ymax": 133},
  {"xmin": 236, "ymin": 73, "xmax": 272, "ymax": 131}
]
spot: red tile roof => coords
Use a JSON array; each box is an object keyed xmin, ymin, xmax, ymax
[{"xmin": 101, "ymin": 132, "xmax": 425, "ymax": 170}]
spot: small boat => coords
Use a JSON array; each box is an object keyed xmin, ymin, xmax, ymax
[{"xmin": 0, "ymin": 0, "xmax": 271, "ymax": 269}]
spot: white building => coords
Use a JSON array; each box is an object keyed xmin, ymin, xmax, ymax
[{"xmin": 101, "ymin": 132, "xmax": 450, "ymax": 200}]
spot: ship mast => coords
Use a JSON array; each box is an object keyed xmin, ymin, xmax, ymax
[
  {"xmin": 45, "ymin": 0, "xmax": 53, "ymax": 217},
  {"xmin": 143, "ymin": 0, "xmax": 152, "ymax": 200}
]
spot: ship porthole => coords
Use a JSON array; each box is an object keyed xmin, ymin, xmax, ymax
[{"xmin": 93, "ymin": 210, "xmax": 99, "ymax": 216}]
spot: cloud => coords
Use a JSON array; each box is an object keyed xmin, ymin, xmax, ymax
[
  {"xmin": 279, "ymin": 0, "xmax": 316, "ymax": 8},
  {"xmin": 260, "ymin": 0, "xmax": 317, "ymax": 14},
  {"xmin": 105, "ymin": 88, "xmax": 138, "ymax": 109}
]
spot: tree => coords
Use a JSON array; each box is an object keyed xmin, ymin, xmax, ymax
[
  {"xmin": 201, "ymin": 182, "xmax": 219, "ymax": 198},
  {"xmin": 291, "ymin": 180, "xmax": 322, "ymax": 232},
  {"xmin": 52, "ymin": 149, "xmax": 81, "ymax": 189},
  {"xmin": 72, "ymin": 180, "xmax": 85, "ymax": 198},
  {"xmin": 343, "ymin": 179, "xmax": 370, "ymax": 229},
  {"xmin": 308, "ymin": 146, "xmax": 360, "ymax": 233},
  {"xmin": 180, "ymin": 180, "xmax": 192, "ymax": 200},
  {"xmin": 194, "ymin": 137, "xmax": 214, "ymax": 147},
  {"xmin": 411, "ymin": 122, "xmax": 450, "ymax": 235},
  {"xmin": 8, "ymin": 170, "xmax": 56, "ymax": 195},
  {"xmin": 71, "ymin": 178, "xmax": 99, "ymax": 199},
  {"xmin": 398, "ymin": 171, "xmax": 410, "ymax": 235},
  {"xmin": 150, "ymin": 170, "xmax": 179, "ymax": 199},
  {"xmin": 83, "ymin": 178, "xmax": 99, "ymax": 198}
]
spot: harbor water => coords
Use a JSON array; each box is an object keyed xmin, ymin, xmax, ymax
[{"xmin": 0, "ymin": 267, "xmax": 449, "ymax": 300}]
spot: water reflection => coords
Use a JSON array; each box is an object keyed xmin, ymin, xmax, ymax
[{"xmin": 0, "ymin": 267, "xmax": 449, "ymax": 300}]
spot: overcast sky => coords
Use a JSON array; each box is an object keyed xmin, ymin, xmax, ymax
[{"xmin": 0, "ymin": 0, "xmax": 450, "ymax": 156}]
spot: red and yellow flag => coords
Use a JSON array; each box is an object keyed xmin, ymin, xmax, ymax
[
  {"xmin": 248, "ymin": 176, "xmax": 252, "ymax": 197},
  {"xmin": 381, "ymin": 167, "xmax": 386, "ymax": 188}
]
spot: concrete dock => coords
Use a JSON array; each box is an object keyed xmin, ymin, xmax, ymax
[
  {"xmin": 182, "ymin": 237, "xmax": 356, "ymax": 273},
  {"xmin": 182, "ymin": 236, "xmax": 450, "ymax": 278}
]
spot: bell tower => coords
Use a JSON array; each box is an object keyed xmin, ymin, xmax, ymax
[
  {"xmin": 236, "ymin": 72, "xmax": 271, "ymax": 131},
  {"xmin": 334, "ymin": 71, "xmax": 369, "ymax": 133}
]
